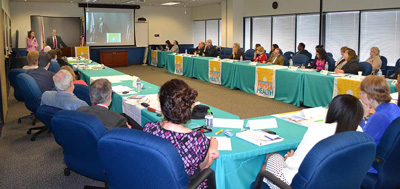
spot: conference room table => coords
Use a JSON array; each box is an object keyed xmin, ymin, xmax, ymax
[
  {"xmin": 163, "ymin": 53, "xmax": 397, "ymax": 107},
  {"xmin": 68, "ymin": 60, "xmax": 308, "ymax": 188},
  {"xmin": 147, "ymin": 50, "xmax": 173, "ymax": 68}
]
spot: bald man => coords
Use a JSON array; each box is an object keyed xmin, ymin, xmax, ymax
[
  {"xmin": 46, "ymin": 29, "xmax": 67, "ymax": 49},
  {"xmin": 194, "ymin": 41, "xmax": 205, "ymax": 55}
]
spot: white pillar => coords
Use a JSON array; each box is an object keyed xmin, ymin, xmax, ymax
[{"xmin": 221, "ymin": 0, "xmax": 244, "ymax": 47}]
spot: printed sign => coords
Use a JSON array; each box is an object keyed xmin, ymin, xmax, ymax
[
  {"xmin": 151, "ymin": 50, "xmax": 158, "ymax": 66},
  {"xmin": 255, "ymin": 67, "xmax": 276, "ymax": 98},
  {"xmin": 209, "ymin": 60, "xmax": 222, "ymax": 85},
  {"xmin": 174, "ymin": 55, "xmax": 183, "ymax": 75},
  {"xmin": 75, "ymin": 46, "xmax": 90, "ymax": 60},
  {"xmin": 333, "ymin": 77, "xmax": 361, "ymax": 98}
]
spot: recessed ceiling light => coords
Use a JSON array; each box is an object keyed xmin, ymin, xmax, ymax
[{"xmin": 161, "ymin": 2, "xmax": 181, "ymax": 6}]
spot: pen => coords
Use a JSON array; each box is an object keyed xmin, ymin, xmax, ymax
[
  {"xmin": 264, "ymin": 135, "xmax": 274, "ymax": 140},
  {"xmin": 215, "ymin": 129, "xmax": 223, "ymax": 135},
  {"xmin": 314, "ymin": 119, "xmax": 323, "ymax": 122}
]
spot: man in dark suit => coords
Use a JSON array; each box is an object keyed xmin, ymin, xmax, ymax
[
  {"xmin": 46, "ymin": 29, "xmax": 67, "ymax": 49},
  {"xmin": 27, "ymin": 53, "xmax": 55, "ymax": 93},
  {"xmin": 194, "ymin": 41, "xmax": 205, "ymax": 55},
  {"xmin": 294, "ymin": 42, "xmax": 309, "ymax": 56},
  {"xmin": 77, "ymin": 78, "xmax": 142, "ymax": 130},
  {"xmin": 203, "ymin": 39, "xmax": 218, "ymax": 57}
]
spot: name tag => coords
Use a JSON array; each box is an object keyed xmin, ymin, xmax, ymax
[
  {"xmin": 391, "ymin": 80, "xmax": 397, "ymax": 85},
  {"xmin": 249, "ymin": 62, "xmax": 258, "ymax": 66},
  {"xmin": 288, "ymin": 66, "xmax": 298, "ymax": 71},
  {"xmin": 320, "ymin": 70, "xmax": 329, "ymax": 75}
]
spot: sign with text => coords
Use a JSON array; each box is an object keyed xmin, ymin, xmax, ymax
[
  {"xmin": 174, "ymin": 55, "xmax": 183, "ymax": 75},
  {"xmin": 151, "ymin": 50, "xmax": 158, "ymax": 66},
  {"xmin": 209, "ymin": 60, "xmax": 222, "ymax": 85},
  {"xmin": 255, "ymin": 67, "xmax": 276, "ymax": 98},
  {"xmin": 75, "ymin": 46, "xmax": 90, "ymax": 60},
  {"xmin": 333, "ymin": 77, "xmax": 361, "ymax": 98}
]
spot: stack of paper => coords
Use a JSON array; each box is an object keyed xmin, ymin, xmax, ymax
[
  {"xmin": 236, "ymin": 130, "xmax": 283, "ymax": 146},
  {"xmin": 214, "ymin": 137, "xmax": 232, "ymax": 151},
  {"xmin": 213, "ymin": 118, "xmax": 244, "ymax": 129},
  {"xmin": 112, "ymin": 85, "xmax": 133, "ymax": 93},
  {"xmin": 246, "ymin": 118, "xmax": 278, "ymax": 130}
]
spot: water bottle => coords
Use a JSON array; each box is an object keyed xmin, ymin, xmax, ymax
[
  {"xmin": 240, "ymin": 55, "xmax": 243, "ymax": 62},
  {"xmin": 289, "ymin": 59, "xmax": 293, "ymax": 67},
  {"xmin": 136, "ymin": 78, "xmax": 142, "ymax": 93},
  {"xmin": 185, "ymin": 49, "xmax": 188, "ymax": 54},
  {"xmin": 205, "ymin": 109, "xmax": 213, "ymax": 130},
  {"xmin": 324, "ymin": 63, "xmax": 329, "ymax": 71},
  {"xmin": 378, "ymin": 69, "xmax": 382, "ymax": 76}
]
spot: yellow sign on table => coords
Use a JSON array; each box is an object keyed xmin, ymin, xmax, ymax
[
  {"xmin": 333, "ymin": 77, "xmax": 361, "ymax": 98},
  {"xmin": 209, "ymin": 60, "xmax": 222, "ymax": 85},
  {"xmin": 75, "ymin": 46, "xmax": 90, "ymax": 59},
  {"xmin": 174, "ymin": 55, "xmax": 183, "ymax": 75},
  {"xmin": 255, "ymin": 67, "xmax": 276, "ymax": 98},
  {"xmin": 151, "ymin": 50, "xmax": 158, "ymax": 66}
]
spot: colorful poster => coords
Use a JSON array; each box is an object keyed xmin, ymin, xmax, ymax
[
  {"xmin": 75, "ymin": 46, "xmax": 90, "ymax": 60},
  {"xmin": 174, "ymin": 55, "xmax": 183, "ymax": 75},
  {"xmin": 151, "ymin": 50, "xmax": 158, "ymax": 66},
  {"xmin": 255, "ymin": 67, "xmax": 276, "ymax": 98},
  {"xmin": 209, "ymin": 60, "xmax": 222, "ymax": 85},
  {"xmin": 333, "ymin": 77, "xmax": 361, "ymax": 98}
]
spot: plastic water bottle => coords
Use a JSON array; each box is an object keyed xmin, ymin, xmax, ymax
[
  {"xmin": 217, "ymin": 56, "xmax": 220, "ymax": 61},
  {"xmin": 205, "ymin": 109, "xmax": 213, "ymax": 130},
  {"xmin": 136, "ymin": 78, "xmax": 142, "ymax": 93},
  {"xmin": 289, "ymin": 59, "xmax": 293, "ymax": 67},
  {"xmin": 240, "ymin": 56, "xmax": 243, "ymax": 62},
  {"xmin": 378, "ymin": 69, "xmax": 382, "ymax": 76},
  {"xmin": 185, "ymin": 49, "xmax": 188, "ymax": 54},
  {"xmin": 324, "ymin": 63, "xmax": 329, "ymax": 71}
]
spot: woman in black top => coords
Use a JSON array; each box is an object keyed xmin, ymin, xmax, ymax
[
  {"xmin": 334, "ymin": 48, "xmax": 361, "ymax": 75},
  {"xmin": 229, "ymin": 43, "xmax": 245, "ymax": 60}
]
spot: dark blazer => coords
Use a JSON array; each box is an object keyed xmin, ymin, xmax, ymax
[
  {"xmin": 203, "ymin": 45, "xmax": 218, "ymax": 57},
  {"xmin": 294, "ymin": 49, "xmax": 309, "ymax": 56},
  {"xmin": 194, "ymin": 46, "xmax": 204, "ymax": 54},
  {"xmin": 339, "ymin": 59, "xmax": 362, "ymax": 75},
  {"xmin": 26, "ymin": 67, "xmax": 55, "ymax": 93},
  {"xmin": 46, "ymin": 36, "xmax": 67, "ymax": 49},
  {"xmin": 229, "ymin": 50, "xmax": 245, "ymax": 60},
  {"xmin": 77, "ymin": 105, "xmax": 128, "ymax": 130}
]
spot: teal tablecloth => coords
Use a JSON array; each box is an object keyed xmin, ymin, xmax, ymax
[
  {"xmin": 166, "ymin": 55, "xmax": 196, "ymax": 78},
  {"xmin": 147, "ymin": 50, "xmax": 173, "ymax": 68}
]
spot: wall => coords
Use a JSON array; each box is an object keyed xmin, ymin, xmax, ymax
[
  {"xmin": 10, "ymin": 2, "xmax": 193, "ymax": 48},
  {"xmin": 1, "ymin": 0, "xmax": 10, "ymax": 122},
  {"xmin": 192, "ymin": 4, "xmax": 221, "ymax": 20}
]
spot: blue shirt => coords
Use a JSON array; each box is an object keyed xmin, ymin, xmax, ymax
[
  {"xmin": 41, "ymin": 91, "xmax": 88, "ymax": 111},
  {"xmin": 363, "ymin": 103, "xmax": 400, "ymax": 173}
]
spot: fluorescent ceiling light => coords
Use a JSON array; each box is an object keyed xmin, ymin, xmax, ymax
[{"xmin": 161, "ymin": 2, "xmax": 181, "ymax": 5}]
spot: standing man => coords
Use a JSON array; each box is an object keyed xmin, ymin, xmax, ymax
[
  {"xmin": 97, "ymin": 17, "xmax": 108, "ymax": 42},
  {"xmin": 46, "ymin": 29, "xmax": 67, "ymax": 49}
]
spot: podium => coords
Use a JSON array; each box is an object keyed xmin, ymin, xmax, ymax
[{"xmin": 60, "ymin": 47, "xmax": 75, "ymax": 57}]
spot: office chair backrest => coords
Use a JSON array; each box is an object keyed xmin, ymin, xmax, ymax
[
  {"xmin": 360, "ymin": 62, "xmax": 372, "ymax": 76},
  {"xmin": 8, "ymin": 68, "xmax": 27, "ymax": 101},
  {"xmin": 327, "ymin": 52, "xmax": 334, "ymax": 59},
  {"xmin": 10, "ymin": 57, "xmax": 28, "ymax": 69},
  {"xmin": 292, "ymin": 54, "xmax": 310, "ymax": 66},
  {"xmin": 326, "ymin": 56, "xmax": 335, "ymax": 71},
  {"xmin": 73, "ymin": 84, "xmax": 91, "ymax": 105},
  {"xmin": 51, "ymin": 110, "xmax": 108, "ymax": 181},
  {"xmin": 380, "ymin": 56, "xmax": 388, "ymax": 74},
  {"xmin": 98, "ymin": 129, "xmax": 189, "ymax": 189},
  {"xmin": 36, "ymin": 105, "xmax": 62, "ymax": 131},
  {"xmin": 291, "ymin": 131, "xmax": 376, "ymax": 188},
  {"xmin": 245, "ymin": 49, "xmax": 255, "ymax": 60},
  {"xmin": 373, "ymin": 117, "xmax": 400, "ymax": 188},
  {"xmin": 220, "ymin": 48, "xmax": 232, "ymax": 59},
  {"xmin": 48, "ymin": 61, "xmax": 60, "ymax": 73},
  {"xmin": 284, "ymin": 51, "xmax": 294, "ymax": 59},
  {"xmin": 307, "ymin": 52, "xmax": 312, "ymax": 59},
  {"xmin": 16, "ymin": 73, "xmax": 42, "ymax": 113},
  {"xmin": 282, "ymin": 54, "xmax": 288, "ymax": 66}
]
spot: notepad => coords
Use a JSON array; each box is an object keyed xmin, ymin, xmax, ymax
[
  {"xmin": 213, "ymin": 118, "xmax": 244, "ymax": 129},
  {"xmin": 215, "ymin": 137, "xmax": 232, "ymax": 151},
  {"xmin": 246, "ymin": 118, "xmax": 278, "ymax": 130},
  {"xmin": 112, "ymin": 85, "xmax": 133, "ymax": 93},
  {"xmin": 236, "ymin": 130, "xmax": 284, "ymax": 146}
]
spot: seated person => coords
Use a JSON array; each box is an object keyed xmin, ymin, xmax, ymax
[
  {"xmin": 293, "ymin": 42, "xmax": 309, "ymax": 56},
  {"xmin": 360, "ymin": 75, "xmax": 400, "ymax": 173},
  {"xmin": 27, "ymin": 53, "xmax": 55, "ymax": 93},
  {"xmin": 335, "ymin": 46, "xmax": 348, "ymax": 67},
  {"xmin": 253, "ymin": 46, "xmax": 268, "ymax": 63},
  {"xmin": 269, "ymin": 44, "xmax": 279, "ymax": 55},
  {"xmin": 253, "ymin": 43, "xmax": 261, "ymax": 58},
  {"xmin": 41, "ymin": 70, "xmax": 88, "ymax": 110},
  {"xmin": 229, "ymin": 43, "xmax": 245, "ymax": 60},
  {"xmin": 170, "ymin": 40, "xmax": 179, "ymax": 53},
  {"xmin": 194, "ymin": 41, "xmax": 205, "ymax": 55},
  {"xmin": 60, "ymin": 65, "xmax": 88, "ymax": 86},
  {"xmin": 302, "ymin": 48, "xmax": 327, "ymax": 70},
  {"xmin": 334, "ymin": 48, "xmax": 361, "ymax": 75},
  {"xmin": 77, "ymin": 79, "xmax": 142, "ymax": 130},
  {"xmin": 43, "ymin": 45, "xmax": 51, "ymax": 53},
  {"xmin": 23, "ymin": 51, "xmax": 39, "ymax": 70},
  {"xmin": 266, "ymin": 48, "xmax": 284, "ymax": 65},
  {"xmin": 143, "ymin": 79, "xmax": 219, "ymax": 188},
  {"xmin": 55, "ymin": 48, "xmax": 67, "ymax": 67},
  {"xmin": 165, "ymin": 40, "xmax": 173, "ymax": 51},
  {"xmin": 47, "ymin": 49, "xmax": 58, "ymax": 64},
  {"xmin": 203, "ymin": 39, "xmax": 218, "ymax": 57},
  {"xmin": 262, "ymin": 94, "xmax": 363, "ymax": 188},
  {"xmin": 365, "ymin": 47, "xmax": 382, "ymax": 75}
]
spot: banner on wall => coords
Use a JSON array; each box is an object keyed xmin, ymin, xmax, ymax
[
  {"xmin": 174, "ymin": 55, "xmax": 183, "ymax": 75},
  {"xmin": 333, "ymin": 77, "xmax": 361, "ymax": 98},
  {"xmin": 151, "ymin": 50, "xmax": 158, "ymax": 66},
  {"xmin": 209, "ymin": 60, "xmax": 222, "ymax": 85},
  {"xmin": 75, "ymin": 46, "xmax": 90, "ymax": 59}
]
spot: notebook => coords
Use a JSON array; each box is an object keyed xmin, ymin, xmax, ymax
[{"xmin": 236, "ymin": 130, "xmax": 284, "ymax": 146}]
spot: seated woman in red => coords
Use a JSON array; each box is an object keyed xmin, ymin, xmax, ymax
[
  {"xmin": 61, "ymin": 65, "xmax": 88, "ymax": 86},
  {"xmin": 253, "ymin": 46, "xmax": 268, "ymax": 64}
]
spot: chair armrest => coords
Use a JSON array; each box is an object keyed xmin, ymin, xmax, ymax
[
  {"xmin": 187, "ymin": 168, "xmax": 216, "ymax": 189},
  {"xmin": 254, "ymin": 170, "xmax": 291, "ymax": 189},
  {"xmin": 386, "ymin": 70, "xmax": 395, "ymax": 78}
]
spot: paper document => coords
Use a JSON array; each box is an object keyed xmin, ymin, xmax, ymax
[
  {"xmin": 301, "ymin": 107, "xmax": 327, "ymax": 120},
  {"xmin": 214, "ymin": 137, "xmax": 232, "ymax": 151},
  {"xmin": 246, "ymin": 118, "xmax": 278, "ymax": 130},
  {"xmin": 112, "ymin": 85, "xmax": 133, "ymax": 93},
  {"xmin": 213, "ymin": 118, "xmax": 244, "ymax": 129},
  {"xmin": 236, "ymin": 130, "xmax": 283, "ymax": 146},
  {"xmin": 391, "ymin": 92, "xmax": 398, "ymax": 100},
  {"xmin": 90, "ymin": 75, "xmax": 134, "ymax": 84}
]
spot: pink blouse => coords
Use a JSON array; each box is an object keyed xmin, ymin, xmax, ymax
[
  {"xmin": 26, "ymin": 37, "xmax": 38, "ymax": 52},
  {"xmin": 316, "ymin": 59, "xmax": 326, "ymax": 70}
]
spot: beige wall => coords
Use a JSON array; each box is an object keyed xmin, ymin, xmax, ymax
[
  {"xmin": 10, "ymin": 2, "xmax": 193, "ymax": 48},
  {"xmin": 192, "ymin": 4, "xmax": 222, "ymax": 20},
  {"xmin": 1, "ymin": 0, "xmax": 10, "ymax": 121}
]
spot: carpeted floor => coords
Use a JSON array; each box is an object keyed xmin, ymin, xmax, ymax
[{"xmin": 0, "ymin": 64, "xmax": 303, "ymax": 188}]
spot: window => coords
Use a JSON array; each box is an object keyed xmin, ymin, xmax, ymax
[
  {"xmin": 206, "ymin": 20, "xmax": 219, "ymax": 47},
  {"xmin": 273, "ymin": 15, "xmax": 296, "ymax": 53},
  {"xmin": 252, "ymin": 17, "xmax": 272, "ymax": 52},
  {"xmin": 219, "ymin": 20, "xmax": 222, "ymax": 46},
  {"xmin": 325, "ymin": 12, "xmax": 360, "ymax": 60},
  {"xmin": 296, "ymin": 14, "xmax": 320, "ymax": 57},
  {"xmin": 360, "ymin": 10, "xmax": 400, "ymax": 66},
  {"xmin": 193, "ymin": 21, "xmax": 205, "ymax": 46},
  {"xmin": 244, "ymin": 17, "xmax": 251, "ymax": 51}
]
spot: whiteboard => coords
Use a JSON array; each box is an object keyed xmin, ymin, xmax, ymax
[{"xmin": 135, "ymin": 21, "xmax": 149, "ymax": 47}]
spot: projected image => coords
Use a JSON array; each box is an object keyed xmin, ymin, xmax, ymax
[{"xmin": 86, "ymin": 8, "xmax": 134, "ymax": 46}]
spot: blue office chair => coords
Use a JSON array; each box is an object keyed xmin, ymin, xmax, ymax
[
  {"xmin": 360, "ymin": 62, "xmax": 373, "ymax": 76},
  {"xmin": 48, "ymin": 61, "xmax": 60, "ymax": 73},
  {"xmin": 36, "ymin": 105, "xmax": 62, "ymax": 133},
  {"xmin": 282, "ymin": 54, "xmax": 288, "ymax": 66},
  {"xmin": 327, "ymin": 52, "xmax": 334, "ymax": 59},
  {"xmin": 252, "ymin": 131, "xmax": 376, "ymax": 189},
  {"xmin": 380, "ymin": 56, "xmax": 388, "ymax": 75},
  {"xmin": 245, "ymin": 49, "xmax": 255, "ymax": 60},
  {"xmin": 8, "ymin": 68, "xmax": 27, "ymax": 101},
  {"xmin": 17, "ymin": 73, "xmax": 47, "ymax": 141},
  {"xmin": 221, "ymin": 48, "xmax": 232, "ymax": 59},
  {"xmin": 284, "ymin": 51, "xmax": 294, "ymax": 60},
  {"xmin": 98, "ymin": 129, "xmax": 216, "ymax": 189},
  {"xmin": 386, "ymin": 58, "xmax": 400, "ymax": 78},
  {"xmin": 73, "ymin": 84, "xmax": 91, "ymax": 105},
  {"xmin": 362, "ymin": 117, "xmax": 400, "ymax": 188},
  {"xmin": 51, "ymin": 110, "xmax": 108, "ymax": 187},
  {"xmin": 326, "ymin": 56, "xmax": 335, "ymax": 71},
  {"xmin": 307, "ymin": 52, "xmax": 312, "ymax": 60},
  {"xmin": 292, "ymin": 54, "xmax": 310, "ymax": 66}
]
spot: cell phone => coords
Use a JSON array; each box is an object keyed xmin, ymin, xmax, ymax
[
  {"xmin": 262, "ymin": 129, "xmax": 276, "ymax": 135},
  {"xmin": 141, "ymin": 102, "xmax": 150, "ymax": 108}
]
